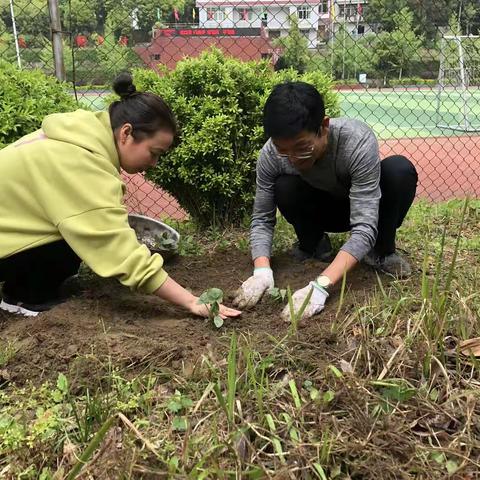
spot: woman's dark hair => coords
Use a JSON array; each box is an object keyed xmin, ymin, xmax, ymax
[
  {"xmin": 109, "ymin": 72, "xmax": 177, "ymax": 140},
  {"xmin": 263, "ymin": 81, "xmax": 325, "ymax": 139}
]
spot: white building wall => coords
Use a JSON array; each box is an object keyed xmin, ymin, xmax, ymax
[{"xmin": 196, "ymin": 0, "xmax": 370, "ymax": 48}]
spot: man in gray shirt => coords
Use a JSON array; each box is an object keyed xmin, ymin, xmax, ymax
[{"xmin": 233, "ymin": 82, "xmax": 418, "ymax": 321}]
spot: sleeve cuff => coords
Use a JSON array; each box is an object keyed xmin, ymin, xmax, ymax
[
  {"xmin": 142, "ymin": 268, "xmax": 169, "ymax": 294},
  {"xmin": 251, "ymin": 245, "xmax": 272, "ymax": 260},
  {"xmin": 340, "ymin": 244, "xmax": 368, "ymax": 262}
]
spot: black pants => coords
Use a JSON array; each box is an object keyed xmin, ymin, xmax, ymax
[
  {"xmin": 0, "ymin": 240, "xmax": 81, "ymax": 304},
  {"xmin": 274, "ymin": 155, "xmax": 418, "ymax": 256}
]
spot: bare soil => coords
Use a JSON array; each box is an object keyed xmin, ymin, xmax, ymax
[{"xmin": 0, "ymin": 249, "xmax": 379, "ymax": 388}]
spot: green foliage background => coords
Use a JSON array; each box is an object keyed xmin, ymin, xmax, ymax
[
  {"xmin": 0, "ymin": 62, "xmax": 77, "ymax": 149},
  {"xmin": 132, "ymin": 49, "xmax": 340, "ymax": 226}
]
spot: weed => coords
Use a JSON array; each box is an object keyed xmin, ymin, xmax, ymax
[{"xmin": 0, "ymin": 340, "xmax": 18, "ymax": 368}]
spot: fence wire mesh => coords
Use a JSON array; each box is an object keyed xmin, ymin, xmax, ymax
[{"xmin": 1, "ymin": 0, "xmax": 480, "ymax": 220}]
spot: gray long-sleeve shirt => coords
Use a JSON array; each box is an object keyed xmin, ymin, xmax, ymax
[{"xmin": 250, "ymin": 117, "xmax": 381, "ymax": 261}]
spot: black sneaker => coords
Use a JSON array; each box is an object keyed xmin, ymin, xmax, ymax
[
  {"xmin": 363, "ymin": 250, "xmax": 412, "ymax": 278},
  {"xmin": 0, "ymin": 294, "xmax": 63, "ymax": 317},
  {"xmin": 290, "ymin": 234, "xmax": 333, "ymax": 262}
]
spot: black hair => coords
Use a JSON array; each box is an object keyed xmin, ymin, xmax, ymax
[
  {"xmin": 263, "ymin": 81, "xmax": 325, "ymax": 139},
  {"xmin": 109, "ymin": 72, "xmax": 177, "ymax": 140}
]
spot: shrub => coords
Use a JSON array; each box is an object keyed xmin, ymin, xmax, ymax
[
  {"xmin": 0, "ymin": 62, "xmax": 77, "ymax": 149},
  {"xmin": 132, "ymin": 49, "xmax": 340, "ymax": 227}
]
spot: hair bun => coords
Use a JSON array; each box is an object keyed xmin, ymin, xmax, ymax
[{"xmin": 113, "ymin": 72, "xmax": 137, "ymax": 100}]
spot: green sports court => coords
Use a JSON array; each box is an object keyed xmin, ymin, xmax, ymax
[
  {"xmin": 77, "ymin": 87, "xmax": 480, "ymax": 140},
  {"xmin": 338, "ymin": 87, "xmax": 480, "ymax": 139}
]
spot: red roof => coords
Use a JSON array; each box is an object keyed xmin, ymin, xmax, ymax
[{"xmin": 136, "ymin": 34, "xmax": 280, "ymax": 70}]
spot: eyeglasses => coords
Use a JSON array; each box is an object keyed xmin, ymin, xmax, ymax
[{"xmin": 274, "ymin": 128, "xmax": 321, "ymax": 163}]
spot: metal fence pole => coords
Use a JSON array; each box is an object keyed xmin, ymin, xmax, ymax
[
  {"xmin": 8, "ymin": 0, "xmax": 21, "ymax": 68},
  {"xmin": 48, "ymin": 0, "xmax": 66, "ymax": 82}
]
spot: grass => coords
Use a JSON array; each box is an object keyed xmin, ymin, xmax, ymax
[{"xmin": 0, "ymin": 199, "xmax": 479, "ymax": 478}]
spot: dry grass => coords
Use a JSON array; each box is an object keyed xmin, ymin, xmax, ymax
[{"xmin": 1, "ymin": 200, "xmax": 479, "ymax": 479}]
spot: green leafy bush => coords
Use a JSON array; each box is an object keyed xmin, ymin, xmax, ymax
[
  {"xmin": 0, "ymin": 62, "xmax": 77, "ymax": 148},
  {"xmin": 132, "ymin": 49, "xmax": 340, "ymax": 226}
]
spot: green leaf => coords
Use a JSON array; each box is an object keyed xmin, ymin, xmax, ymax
[
  {"xmin": 172, "ymin": 416, "xmax": 188, "ymax": 431},
  {"xmin": 198, "ymin": 287, "xmax": 224, "ymax": 305},
  {"xmin": 303, "ymin": 380, "xmax": 313, "ymax": 389},
  {"xmin": 168, "ymin": 455, "xmax": 179, "ymax": 473},
  {"xmin": 245, "ymin": 466, "xmax": 264, "ymax": 479},
  {"xmin": 445, "ymin": 460, "xmax": 458, "ymax": 474},
  {"xmin": 213, "ymin": 315, "xmax": 224, "ymax": 328},
  {"xmin": 167, "ymin": 399, "xmax": 183, "ymax": 413},
  {"xmin": 265, "ymin": 413, "xmax": 276, "ymax": 432},
  {"xmin": 313, "ymin": 463, "xmax": 328, "ymax": 480},
  {"xmin": 429, "ymin": 388, "xmax": 439, "ymax": 402},
  {"xmin": 181, "ymin": 397, "xmax": 193, "ymax": 409},
  {"xmin": 380, "ymin": 385, "xmax": 416, "ymax": 402},
  {"xmin": 39, "ymin": 468, "xmax": 53, "ymax": 480},
  {"xmin": 51, "ymin": 389, "xmax": 64, "ymax": 403},
  {"xmin": 56, "ymin": 373, "xmax": 68, "ymax": 394},
  {"xmin": 207, "ymin": 288, "xmax": 223, "ymax": 302},
  {"xmin": 330, "ymin": 465, "xmax": 342, "ymax": 478},
  {"xmin": 310, "ymin": 388, "xmax": 320, "ymax": 401},
  {"xmin": 329, "ymin": 365, "xmax": 343, "ymax": 378},
  {"xmin": 289, "ymin": 379, "xmax": 302, "ymax": 409},
  {"xmin": 323, "ymin": 390, "xmax": 335, "ymax": 404},
  {"xmin": 431, "ymin": 452, "xmax": 446, "ymax": 464}
]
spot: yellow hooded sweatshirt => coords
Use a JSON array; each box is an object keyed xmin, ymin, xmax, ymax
[{"xmin": 0, "ymin": 109, "xmax": 168, "ymax": 293}]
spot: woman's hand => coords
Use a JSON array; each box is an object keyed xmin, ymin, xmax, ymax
[
  {"xmin": 187, "ymin": 298, "xmax": 242, "ymax": 319},
  {"xmin": 154, "ymin": 277, "xmax": 241, "ymax": 319}
]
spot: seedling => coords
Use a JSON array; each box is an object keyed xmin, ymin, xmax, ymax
[
  {"xmin": 198, "ymin": 288, "xmax": 224, "ymax": 328},
  {"xmin": 268, "ymin": 287, "xmax": 287, "ymax": 303}
]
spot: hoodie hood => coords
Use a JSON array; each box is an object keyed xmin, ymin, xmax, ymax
[{"xmin": 42, "ymin": 109, "xmax": 120, "ymax": 169}]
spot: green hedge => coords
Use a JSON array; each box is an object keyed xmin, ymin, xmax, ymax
[
  {"xmin": 0, "ymin": 62, "xmax": 77, "ymax": 149},
  {"xmin": 131, "ymin": 48, "xmax": 340, "ymax": 227}
]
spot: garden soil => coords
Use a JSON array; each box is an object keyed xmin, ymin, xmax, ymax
[{"xmin": 0, "ymin": 249, "xmax": 382, "ymax": 388}]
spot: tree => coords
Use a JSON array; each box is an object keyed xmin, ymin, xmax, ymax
[
  {"xmin": 0, "ymin": 17, "xmax": 15, "ymax": 63},
  {"xmin": 463, "ymin": 3, "xmax": 480, "ymax": 35},
  {"xmin": 365, "ymin": 0, "xmax": 480, "ymax": 42},
  {"xmin": 274, "ymin": 14, "xmax": 310, "ymax": 73},
  {"xmin": 374, "ymin": 8, "xmax": 423, "ymax": 82},
  {"xmin": 364, "ymin": 0, "xmax": 409, "ymax": 32},
  {"xmin": 329, "ymin": 24, "xmax": 377, "ymax": 80},
  {"xmin": 0, "ymin": 0, "xmax": 50, "ymax": 38}
]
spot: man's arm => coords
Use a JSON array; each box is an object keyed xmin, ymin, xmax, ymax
[
  {"xmin": 321, "ymin": 126, "xmax": 381, "ymax": 286},
  {"xmin": 341, "ymin": 131, "xmax": 381, "ymax": 260},
  {"xmin": 250, "ymin": 143, "xmax": 279, "ymax": 262},
  {"xmin": 233, "ymin": 143, "xmax": 279, "ymax": 308}
]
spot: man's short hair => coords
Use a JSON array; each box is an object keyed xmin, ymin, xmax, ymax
[{"xmin": 263, "ymin": 81, "xmax": 325, "ymax": 139}]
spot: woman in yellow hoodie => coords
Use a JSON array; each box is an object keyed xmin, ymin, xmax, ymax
[{"xmin": 0, "ymin": 72, "xmax": 241, "ymax": 320}]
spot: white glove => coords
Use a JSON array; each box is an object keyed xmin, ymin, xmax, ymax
[
  {"xmin": 281, "ymin": 281, "xmax": 329, "ymax": 322},
  {"xmin": 233, "ymin": 267, "xmax": 274, "ymax": 309}
]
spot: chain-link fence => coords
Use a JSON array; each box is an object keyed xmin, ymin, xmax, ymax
[{"xmin": 1, "ymin": 0, "xmax": 479, "ymax": 219}]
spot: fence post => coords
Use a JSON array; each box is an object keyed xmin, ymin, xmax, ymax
[
  {"xmin": 8, "ymin": 0, "xmax": 21, "ymax": 68},
  {"xmin": 48, "ymin": 0, "xmax": 66, "ymax": 82}
]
